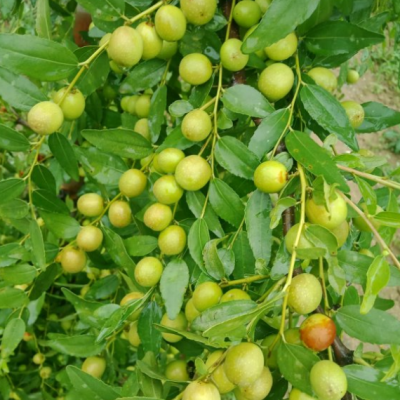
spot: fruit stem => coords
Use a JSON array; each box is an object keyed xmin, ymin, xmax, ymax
[
  {"xmin": 57, "ymin": 66, "xmax": 86, "ymax": 105},
  {"xmin": 199, "ymin": 96, "xmax": 217, "ymax": 112},
  {"xmin": 338, "ymin": 192, "xmax": 400, "ymax": 270},
  {"xmin": 79, "ymin": 40, "xmax": 110, "ymax": 66},
  {"xmin": 200, "ymin": 190, "xmax": 210, "ymax": 219},
  {"xmin": 126, "ymin": 1, "xmax": 164, "ymax": 25},
  {"xmin": 227, "ymin": 215, "xmax": 246, "ymax": 249},
  {"xmin": 90, "ymin": 192, "xmax": 123, "ymax": 226},
  {"xmin": 220, "ymin": 274, "xmax": 269, "ymax": 288},
  {"xmin": 160, "ymin": 58, "xmax": 172, "ymax": 86},
  {"xmin": 319, "ymin": 257, "xmax": 330, "ymax": 312}
]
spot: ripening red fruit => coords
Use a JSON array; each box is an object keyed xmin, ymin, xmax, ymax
[{"xmin": 300, "ymin": 313, "xmax": 336, "ymax": 351}]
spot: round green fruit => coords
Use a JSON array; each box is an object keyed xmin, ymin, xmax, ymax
[
  {"xmin": 233, "ymin": 0, "xmax": 261, "ymax": 28},
  {"xmin": 212, "ymin": 363, "xmax": 236, "ymax": 394},
  {"xmin": 238, "ymin": 367, "xmax": 273, "ymax": 400},
  {"xmin": 108, "ymin": 26, "xmax": 143, "ymax": 68},
  {"xmin": 353, "ymin": 203, "xmax": 383, "ymax": 232},
  {"xmin": 258, "ymin": 63, "xmax": 294, "ymax": 102},
  {"xmin": 285, "ymin": 223, "xmax": 313, "ymax": 258},
  {"xmin": 185, "ymin": 298, "xmax": 200, "ymax": 322},
  {"xmin": 60, "ymin": 248, "xmax": 86, "ymax": 274},
  {"xmin": 33, "ymin": 353, "xmax": 46, "ymax": 365},
  {"xmin": 165, "ymin": 360, "xmax": 189, "ymax": 381},
  {"xmin": 53, "ymin": 88, "xmax": 85, "ymax": 120},
  {"xmin": 157, "ymin": 148, "xmax": 185, "ymax": 173},
  {"xmin": 153, "ymin": 175, "xmax": 184, "ymax": 205},
  {"xmin": 181, "ymin": 109, "xmax": 212, "ymax": 141},
  {"xmin": 158, "ymin": 40, "xmax": 178, "ymax": 60},
  {"xmin": 347, "ymin": 69, "xmax": 360, "ymax": 84},
  {"xmin": 289, "ymin": 388, "xmax": 316, "ymax": 400},
  {"xmin": 136, "ymin": 22, "xmax": 162, "ymax": 60},
  {"xmin": 158, "ymin": 225, "xmax": 187, "ymax": 255},
  {"xmin": 155, "ymin": 5, "xmax": 187, "ymax": 42},
  {"xmin": 135, "ymin": 94, "xmax": 151, "ymax": 118},
  {"xmin": 128, "ymin": 321, "xmax": 141, "ymax": 347},
  {"xmin": 264, "ymin": 33, "xmax": 298, "ymax": 61},
  {"xmin": 308, "ymin": 67, "xmax": 337, "ymax": 93},
  {"xmin": 28, "ymin": 101, "xmax": 64, "ymax": 135},
  {"xmin": 255, "ymin": 0, "xmax": 271, "ymax": 13},
  {"xmin": 287, "ymin": 273, "xmax": 322, "ymax": 315},
  {"xmin": 134, "ymin": 118, "xmax": 150, "ymax": 141},
  {"xmin": 77, "ymin": 193, "xmax": 104, "ymax": 217},
  {"xmin": 175, "ymin": 155, "xmax": 212, "ymax": 191},
  {"xmin": 134, "ymin": 257, "xmax": 163, "ymax": 287},
  {"xmin": 341, "ymin": 101, "xmax": 365, "ymax": 129},
  {"xmin": 39, "ymin": 366, "xmax": 52, "ymax": 380},
  {"xmin": 121, "ymin": 96, "xmax": 132, "ymax": 112},
  {"xmin": 300, "ymin": 313, "xmax": 336, "ymax": 351},
  {"xmin": 76, "ymin": 226, "xmax": 103, "ymax": 252},
  {"xmin": 99, "ymin": 33, "xmax": 111, "ymax": 47},
  {"xmin": 254, "ymin": 160, "xmax": 288, "ymax": 193},
  {"xmin": 118, "ymin": 169, "xmax": 147, "ymax": 198},
  {"xmin": 161, "ymin": 312, "xmax": 187, "ymax": 343},
  {"xmin": 183, "ymin": 381, "xmax": 220, "ymax": 400},
  {"xmin": 108, "ymin": 201, "xmax": 132, "ymax": 228},
  {"xmin": 220, "ymin": 38, "xmax": 249, "ymax": 72},
  {"xmin": 221, "ymin": 288, "xmax": 251, "ymax": 303},
  {"xmin": 330, "ymin": 220, "xmax": 349, "ymax": 247},
  {"xmin": 143, "ymin": 203, "xmax": 173, "ymax": 231},
  {"xmin": 261, "ymin": 335, "xmax": 279, "ymax": 369},
  {"xmin": 193, "ymin": 281, "xmax": 222, "ymax": 312},
  {"xmin": 126, "ymin": 95, "xmax": 139, "ymax": 115},
  {"xmin": 82, "ymin": 357, "xmax": 106, "ymax": 379},
  {"xmin": 179, "ymin": 53, "xmax": 213, "ymax": 85},
  {"xmin": 180, "ymin": 0, "xmax": 217, "ymax": 25}
]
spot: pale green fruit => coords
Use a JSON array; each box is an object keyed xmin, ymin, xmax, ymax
[
  {"xmin": 118, "ymin": 169, "xmax": 147, "ymax": 198},
  {"xmin": 261, "ymin": 335, "xmax": 279, "ymax": 369},
  {"xmin": 233, "ymin": 0, "xmax": 261, "ymax": 28},
  {"xmin": 220, "ymin": 38, "xmax": 249, "ymax": 72},
  {"xmin": 347, "ymin": 69, "xmax": 360, "ymax": 84},
  {"xmin": 193, "ymin": 281, "xmax": 222, "ymax": 311},
  {"xmin": 183, "ymin": 381, "xmax": 220, "ymax": 400},
  {"xmin": 134, "ymin": 257, "xmax": 163, "ymax": 287},
  {"xmin": 330, "ymin": 220, "xmax": 349, "ymax": 247},
  {"xmin": 82, "ymin": 357, "xmax": 106, "ymax": 379},
  {"xmin": 255, "ymin": 0, "xmax": 271, "ymax": 13},
  {"xmin": 161, "ymin": 312, "xmax": 187, "ymax": 343},
  {"xmin": 353, "ymin": 203, "xmax": 383, "ymax": 232},
  {"xmin": 109, "ymin": 60, "xmax": 124, "ymax": 74},
  {"xmin": 179, "ymin": 53, "xmax": 213, "ymax": 85},
  {"xmin": 99, "ymin": 33, "xmax": 111, "ymax": 47},
  {"xmin": 285, "ymin": 223, "xmax": 313, "ymax": 259},
  {"xmin": 153, "ymin": 175, "xmax": 184, "ymax": 205},
  {"xmin": 175, "ymin": 155, "xmax": 212, "ymax": 191},
  {"xmin": 158, "ymin": 40, "xmax": 178, "ymax": 60},
  {"xmin": 155, "ymin": 5, "xmax": 187, "ymax": 42},
  {"xmin": 76, "ymin": 226, "xmax": 103, "ymax": 252},
  {"xmin": 181, "ymin": 109, "xmax": 212, "ymax": 141},
  {"xmin": 128, "ymin": 321, "xmax": 141, "ymax": 347},
  {"xmin": 212, "ymin": 364, "xmax": 236, "ymax": 394},
  {"xmin": 206, "ymin": 350, "xmax": 224, "ymax": 370},
  {"xmin": 135, "ymin": 94, "xmax": 151, "ymax": 118},
  {"xmin": 165, "ymin": 360, "xmax": 189, "ymax": 381},
  {"xmin": 126, "ymin": 95, "xmax": 139, "ymax": 115},
  {"xmin": 157, "ymin": 148, "xmax": 185, "ymax": 173},
  {"xmin": 28, "ymin": 101, "xmax": 64, "ymax": 135},
  {"xmin": 341, "ymin": 101, "xmax": 365, "ymax": 129},
  {"xmin": 108, "ymin": 201, "xmax": 132, "ymax": 228},
  {"xmin": 143, "ymin": 203, "xmax": 173, "ymax": 231},
  {"xmin": 137, "ymin": 22, "xmax": 163, "ymax": 60},
  {"xmin": 288, "ymin": 273, "xmax": 322, "ymax": 315},
  {"xmin": 239, "ymin": 367, "xmax": 273, "ymax": 400},
  {"xmin": 77, "ymin": 193, "xmax": 104, "ymax": 217},
  {"xmin": 108, "ymin": 26, "xmax": 143, "ymax": 68},
  {"xmin": 134, "ymin": 118, "xmax": 151, "ymax": 141},
  {"xmin": 264, "ymin": 33, "xmax": 298, "ymax": 61},
  {"xmin": 220, "ymin": 289, "xmax": 250, "ymax": 303},
  {"xmin": 180, "ymin": 0, "xmax": 217, "ymax": 25},
  {"xmin": 53, "ymin": 88, "xmax": 85, "ymax": 120},
  {"xmin": 60, "ymin": 248, "xmax": 86, "ymax": 274},
  {"xmin": 254, "ymin": 160, "xmax": 288, "ymax": 193},
  {"xmin": 308, "ymin": 67, "xmax": 337, "ymax": 93},
  {"xmin": 121, "ymin": 96, "xmax": 132, "ymax": 112},
  {"xmin": 185, "ymin": 298, "xmax": 200, "ymax": 322},
  {"xmin": 158, "ymin": 225, "xmax": 187, "ymax": 255},
  {"xmin": 258, "ymin": 63, "xmax": 294, "ymax": 102},
  {"xmin": 289, "ymin": 388, "xmax": 316, "ymax": 400}
]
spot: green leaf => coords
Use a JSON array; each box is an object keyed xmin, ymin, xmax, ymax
[
  {"xmin": 270, "ymin": 197, "xmax": 296, "ymax": 229},
  {"xmin": 248, "ymin": 109, "xmax": 290, "ymax": 159},
  {"xmin": 138, "ymin": 301, "xmax": 163, "ymax": 354},
  {"xmin": 121, "ymin": 59, "xmax": 167, "ymax": 93},
  {"xmin": 222, "ymin": 85, "xmax": 273, "ymax": 118},
  {"xmin": 102, "ymin": 227, "xmax": 136, "ymax": 270},
  {"xmin": 188, "ymin": 219, "xmax": 210, "ymax": 274},
  {"xmin": 0, "ymin": 287, "xmax": 29, "ymax": 308},
  {"xmin": 0, "ymin": 178, "xmax": 25, "ymax": 205},
  {"xmin": 0, "ymin": 34, "xmax": 78, "ymax": 81},
  {"xmin": 30, "ymin": 263, "xmax": 60, "ymax": 301},
  {"xmin": 242, "ymin": 0, "xmax": 319, "ymax": 53},
  {"xmin": 189, "ymin": 76, "xmax": 214, "ymax": 108},
  {"xmin": 0, "ymin": 263, "xmax": 36, "ymax": 285},
  {"xmin": 1, "ymin": 318, "xmax": 25, "ymax": 358},
  {"xmin": 40, "ymin": 211, "xmax": 80, "ymax": 239},
  {"xmin": 209, "ymin": 179, "xmax": 245, "ymax": 228},
  {"xmin": 300, "ymin": 84, "xmax": 357, "ymax": 150},
  {"xmin": 0, "ymin": 124, "xmax": 30, "ymax": 152},
  {"xmin": 87, "ymin": 275, "xmax": 119, "ymax": 300},
  {"xmin": 82, "ymin": 129, "xmax": 152, "ymax": 160},
  {"xmin": 31, "ymin": 165, "xmax": 56, "ymax": 193},
  {"xmin": 36, "ymin": 0, "xmax": 51, "ymax": 39},
  {"xmin": 169, "ymin": 100, "xmax": 193, "ymax": 118},
  {"xmin": 76, "ymin": 0, "xmax": 125, "ymax": 21},
  {"xmin": 203, "ymin": 239, "xmax": 225, "ymax": 280},
  {"xmin": 42, "ymin": 334, "xmax": 105, "ymax": 357},
  {"xmin": 357, "ymin": 101, "xmax": 400, "ymax": 133},
  {"xmin": 285, "ymin": 131, "xmax": 349, "ymax": 193},
  {"xmin": 157, "ymin": 126, "xmax": 194, "ymax": 153},
  {"xmin": 215, "ymin": 136, "xmax": 259, "ymax": 180},
  {"xmin": 160, "ymin": 259, "xmax": 189, "ymax": 320},
  {"xmin": 305, "ymin": 21, "xmax": 384, "ymax": 56},
  {"xmin": 355, "ymin": 176, "xmax": 377, "ymax": 215},
  {"xmin": 232, "ymin": 232, "xmax": 256, "ymax": 279},
  {"xmin": 0, "ymin": 199, "xmax": 29, "ymax": 220},
  {"xmin": 0, "ymin": 68, "xmax": 47, "ymax": 112},
  {"xmin": 374, "ymin": 212, "xmax": 400, "ymax": 228},
  {"xmin": 277, "ymin": 343, "xmax": 319, "ymax": 396},
  {"xmin": 149, "ymin": 85, "xmax": 167, "ymax": 143},
  {"xmin": 32, "ymin": 189, "xmax": 70, "ymax": 214},
  {"xmin": 29, "ymin": 219, "xmax": 46, "ymax": 270},
  {"xmin": 48, "ymin": 133, "xmax": 80, "ymax": 181},
  {"xmin": 336, "ymin": 305, "xmax": 400, "ymax": 345},
  {"xmin": 180, "ymin": 29, "xmax": 221, "ymax": 63},
  {"xmin": 124, "ymin": 236, "xmax": 158, "ymax": 257},
  {"xmin": 305, "ymin": 224, "xmax": 338, "ymax": 254}
]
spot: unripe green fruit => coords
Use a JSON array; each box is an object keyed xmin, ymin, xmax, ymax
[
  {"xmin": 258, "ymin": 63, "xmax": 294, "ymax": 102},
  {"xmin": 39, "ymin": 366, "xmax": 52, "ymax": 379},
  {"xmin": 300, "ymin": 313, "xmax": 336, "ymax": 352},
  {"xmin": 134, "ymin": 257, "xmax": 163, "ymax": 287},
  {"xmin": 109, "ymin": 60, "xmax": 124, "ymax": 74},
  {"xmin": 254, "ymin": 160, "xmax": 288, "ymax": 193},
  {"xmin": 118, "ymin": 169, "xmax": 147, "ymax": 198},
  {"xmin": 99, "ymin": 33, "xmax": 111, "ymax": 47},
  {"xmin": 212, "ymin": 364, "xmax": 236, "ymax": 394},
  {"xmin": 181, "ymin": 109, "xmax": 212, "ymax": 141},
  {"xmin": 305, "ymin": 194, "xmax": 347, "ymax": 230},
  {"xmin": 255, "ymin": 0, "xmax": 271, "ymax": 13},
  {"xmin": 353, "ymin": 203, "xmax": 383, "ymax": 232},
  {"xmin": 33, "ymin": 353, "xmax": 46, "ymax": 365},
  {"xmin": 175, "ymin": 155, "xmax": 212, "ymax": 191},
  {"xmin": 135, "ymin": 94, "xmax": 151, "ymax": 118},
  {"xmin": 288, "ymin": 273, "xmax": 322, "ymax": 315},
  {"xmin": 137, "ymin": 22, "xmax": 162, "ymax": 60},
  {"xmin": 206, "ymin": 350, "xmax": 224, "ymax": 370},
  {"xmin": 359, "ymin": 248, "xmax": 374, "ymax": 257},
  {"xmin": 108, "ymin": 201, "xmax": 132, "ymax": 228},
  {"xmin": 180, "ymin": 0, "xmax": 217, "ymax": 25},
  {"xmin": 183, "ymin": 381, "xmax": 220, "ymax": 400},
  {"xmin": 153, "ymin": 175, "xmax": 184, "ymax": 205},
  {"xmin": 28, "ymin": 101, "xmax": 64, "ymax": 135},
  {"xmin": 108, "ymin": 26, "xmax": 143, "ymax": 68},
  {"xmin": 161, "ymin": 312, "xmax": 187, "ymax": 342},
  {"xmin": 341, "ymin": 101, "xmax": 365, "ymax": 128},
  {"xmin": 221, "ymin": 288, "xmax": 251, "ymax": 303},
  {"xmin": 179, "ymin": 53, "xmax": 213, "ymax": 85},
  {"xmin": 330, "ymin": 220, "xmax": 349, "ymax": 247},
  {"xmin": 53, "ymin": 88, "xmax": 85, "ymax": 120},
  {"xmin": 193, "ymin": 281, "xmax": 222, "ymax": 312},
  {"xmin": 185, "ymin": 298, "xmax": 200, "ymax": 322},
  {"xmin": 120, "ymin": 292, "xmax": 143, "ymax": 321},
  {"xmin": 264, "ymin": 33, "xmax": 298, "ymax": 61},
  {"xmin": 126, "ymin": 95, "xmax": 139, "ymax": 115},
  {"xmin": 285, "ymin": 223, "xmax": 313, "ymax": 258},
  {"xmin": 285, "ymin": 328, "xmax": 302, "ymax": 345},
  {"xmin": 134, "ymin": 118, "xmax": 151, "ymax": 141},
  {"xmin": 76, "ymin": 226, "xmax": 103, "ymax": 252},
  {"xmin": 121, "ymin": 96, "xmax": 132, "ymax": 112},
  {"xmin": 224, "ymin": 342, "xmax": 264, "ymax": 386},
  {"xmin": 77, "ymin": 193, "xmax": 104, "ymax": 217},
  {"xmin": 128, "ymin": 321, "xmax": 141, "ymax": 347},
  {"xmin": 289, "ymin": 388, "xmax": 316, "ymax": 400},
  {"xmin": 158, "ymin": 225, "xmax": 187, "ymax": 255},
  {"xmin": 158, "ymin": 40, "xmax": 178, "ymax": 60},
  {"xmin": 239, "ymin": 367, "xmax": 273, "ymax": 400},
  {"xmin": 155, "ymin": 5, "xmax": 187, "ymax": 42},
  {"xmin": 82, "ymin": 357, "xmax": 106, "ymax": 379},
  {"xmin": 60, "ymin": 248, "xmax": 86, "ymax": 273},
  {"xmin": 310, "ymin": 360, "xmax": 347, "ymax": 400},
  {"xmin": 220, "ymin": 38, "xmax": 249, "ymax": 72},
  {"xmin": 261, "ymin": 335, "xmax": 279, "ymax": 368},
  {"xmin": 308, "ymin": 67, "xmax": 337, "ymax": 93},
  {"xmin": 157, "ymin": 148, "xmax": 185, "ymax": 173},
  {"xmin": 347, "ymin": 69, "xmax": 360, "ymax": 84},
  {"xmin": 143, "ymin": 203, "xmax": 173, "ymax": 231},
  {"xmin": 151, "ymin": 154, "xmax": 164, "ymax": 173},
  {"xmin": 233, "ymin": 0, "xmax": 261, "ymax": 28},
  {"xmin": 165, "ymin": 360, "xmax": 189, "ymax": 381}
]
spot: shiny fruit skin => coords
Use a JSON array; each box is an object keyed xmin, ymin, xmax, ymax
[
  {"xmin": 175, "ymin": 155, "xmax": 212, "ymax": 191},
  {"xmin": 134, "ymin": 118, "xmax": 151, "ymax": 141},
  {"xmin": 126, "ymin": 95, "xmax": 139, "ymax": 115},
  {"xmin": 305, "ymin": 195, "xmax": 347, "ymax": 230},
  {"xmin": 157, "ymin": 148, "xmax": 185, "ymax": 173},
  {"xmin": 289, "ymin": 388, "xmax": 316, "ymax": 400},
  {"xmin": 119, "ymin": 169, "xmax": 147, "ymax": 198},
  {"xmin": 239, "ymin": 367, "xmax": 273, "ymax": 400},
  {"xmin": 135, "ymin": 94, "xmax": 151, "ymax": 118},
  {"xmin": 183, "ymin": 381, "xmax": 221, "ymax": 400},
  {"xmin": 121, "ymin": 96, "xmax": 132, "ymax": 112},
  {"xmin": 136, "ymin": 22, "xmax": 162, "ymax": 60},
  {"xmin": 134, "ymin": 257, "xmax": 163, "ymax": 287},
  {"xmin": 161, "ymin": 312, "xmax": 187, "ymax": 343},
  {"xmin": 182, "ymin": 109, "xmax": 212, "ymax": 142},
  {"xmin": 108, "ymin": 201, "xmax": 132, "ymax": 228},
  {"xmin": 341, "ymin": 101, "xmax": 365, "ymax": 129},
  {"xmin": 153, "ymin": 175, "xmax": 184, "ymax": 205},
  {"xmin": 353, "ymin": 203, "xmax": 383, "ymax": 232},
  {"xmin": 264, "ymin": 33, "xmax": 298, "ymax": 61},
  {"xmin": 128, "ymin": 321, "xmax": 141, "ymax": 347},
  {"xmin": 300, "ymin": 313, "xmax": 336, "ymax": 351},
  {"xmin": 143, "ymin": 203, "xmax": 173, "ymax": 231},
  {"xmin": 120, "ymin": 292, "xmax": 143, "ymax": 321},
  {"xmin": 179, "ymin": 53, "xmax": 213, "ymax": 85},
  {"xmin": 285, "ymin": 328, "xmax": 302, "ymax": 345},
  {"xmin": 185, "ymin": 298, "xmax": 200, "ymax": 322},
  {"xmin": 151, "ymin": 154, "xmax": 164, "ymax": 173},
  {"xmin": 212, "ymin": 364, "xmax": 236, "ymax": 394},
  {"xmin": 77, "ymin": 193, "xmax": 104, "ymax": 217},
  {"xmin": 53, "ymin": 88, "xmax": 85, "ymax": 120},
  {"xmin": 308, "ymin": 67, "xmax": 337, "ymax": 93},
  {"xmin": 221, "ymin": 288, "xmax": 251, "ymax": 303},
  {"xmin": 108, "ymin": 26, "xmax": 143, "ymax": 68},
  {"xmin": 347, "ymin": 69, "xmax": 360, "ymax": 84},
  {"xmin": 165, "ymin": 360, "xmax": 189, "ymax": 381},
  {"xmin": 28, "ymin": 101, "xmax": 64, "ymax": 135},
  {"xmin": 158, "ymin": 225, "xmax": 187, "ymax": 255},
  {"xmin": 220, "ymin": 38, "xmax": 249, "ymax": 72},
  {"xmin": 224, "ymin": 342, "xmax": 264, "ymax": 386},
  {"xmin": 288, "ymin": 273, "xmax": 322, "ymax": 315},
  {"xmin": 233, "ymin": 0, "xmax": 261, "ymax": 28},
  {"xmin": 193, "ymin": 281, "xmax": 223, "ymax": 312},
  {"xmin": 82, "ymin": 357, "xmax": 106, "ymax": 379},
  {"xmin": 76, "ymin": 226, "xmax": 103, "ymax": 252},
  {"xmin": 254, "ymin": 160, "xmax": 288, "ymax": 193},
  {"xmin": 155, "ymin": 5, "xmax": 187, "ymax": 42},
  {"xmin": 310, "ymin": 360, "xmax": 347, "ymax": 400},
  {"xmin": 60, "ymin": 248, "xmax": 86, "ymax": 273},
  {"xmin": 285, "ymin": 223, "xmax": 313, "ymax": 258},
  {"xmin": 180, "ymin": 0, "xmax": 217, "ymax": 25},
  {"xmin": 261, "ymin": 335, "xmax": 279, "ymax": 369},
  {"xmin": 330, "ymin": 220, "xmax": 349, "ymax": 247},
  {"xmin": 158, "ymin": 40, "xmax": 178, "ymax": 60},
  {"xmin": 258, "ymin": 63, "xmax": 294, "ymax": 102}
]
